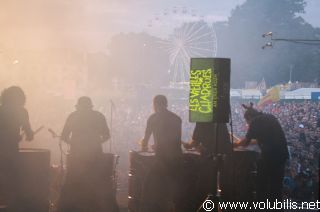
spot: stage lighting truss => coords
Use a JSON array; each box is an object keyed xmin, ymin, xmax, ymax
[{"xmin": 262, "ymin": 32, "xmax": 320, "ymax": 49}]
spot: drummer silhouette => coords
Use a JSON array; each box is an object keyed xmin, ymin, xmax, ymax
[
  {"xmin": 140, "ymin": 95, "xmax": 183, "ymax": 212},
  {"xmin": 234, "ymin": 103, "xmax": 289, "ymax": 202},
  {"xmin": 59, "ymin": 96, "xmax": 113, "ymax": 212},
  {"xmin": 61, "ymin": 96, "xmax": 110, "ymax": 157},
  {"xmin": 0, "ymin": 86, "xmax": 34, "ymax": 209}
]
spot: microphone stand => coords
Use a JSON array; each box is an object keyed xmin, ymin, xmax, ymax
[
  {"xmin": 197, "ymin": 123, "xmax": 223, "ymax": 212},
  {"xmin": 197, "ymin": 104, "xmax": 232, "ymax": 212},
  {"xmin": 109, "ymin": 100, "xmax": 114, "ymax": 153}
]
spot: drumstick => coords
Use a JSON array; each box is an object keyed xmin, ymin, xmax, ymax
[
  {"xmin": 21, "ymin": 125, "xmax": 44, "ymax": 139},
  {"xmin": 34, "ymin": 125, "xmax": 44, "ymax": 135},
  {"xmin": 48, "ymin": 128, "xmax": 60, "ymax": 138},
  {"xmin": 229, "ymin": 132, "xmax": 241, "ymax": 143}
]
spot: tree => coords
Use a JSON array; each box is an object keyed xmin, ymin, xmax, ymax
[
  {"xmin": 106, "ymin": 32, "xmax": 170, "ymax": 86},
  {"xmin": 216, "ymin": 0, "xmax": 320, "ymax": 87}
]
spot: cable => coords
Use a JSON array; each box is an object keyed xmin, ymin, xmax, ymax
[
  {"xmin": 286, "ymin": 40, "xmax": 320, "ymax": 45},
  {"xmin": 274, "ymin": 39, "xmax": 320, "ymax": 46},
  {"xmin": 272, "ymin": 38, "xmax": 320, "ymax": 42}
]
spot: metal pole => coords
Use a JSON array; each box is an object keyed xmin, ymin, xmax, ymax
[
  {"xmin": 289, "ymin": 69, "xmax": 292, "ymax": 82},
  {"xmin": 109, "ymin": 100, "xmax": 113, "ymax": 152}
]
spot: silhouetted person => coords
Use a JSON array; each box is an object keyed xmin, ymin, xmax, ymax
[
  {"xmin": 140, "ymin": 95, "xmax": 182, "ymax": 161},
  {"xmin": 235, "ymin": 103, "xmax": 289, "ymax": 202},
  {"xmin": 140, "ymin": 95, "xmax": 183, "ymax": 212},
  {"xmin": 59, "ymin": 96, "xmax": 113, "ymax": 212},
  {"xmin": 184, "ymin": 123, "xmax": 232, "ymax": 208},
  {"xmin": 185, "ymin": 122, "xmax": 231, "ymax": 157},
  {"xmin": 0, "ymin": 86, "xmax": 34, "ymax": 209},
  {"xmin": 61, "ymin": 96, "xmax": 110, "ymax": 157}
]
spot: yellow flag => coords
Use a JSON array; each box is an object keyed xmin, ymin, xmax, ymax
[{"xmin": 258, "ymin": 86, "xmax": 280, "ymax": 107}]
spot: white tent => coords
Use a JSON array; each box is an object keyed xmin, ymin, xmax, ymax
[
  {"xmin": 241, "ymin": 89, "xmax": 262, "ymax": 99},
  {"xmin": 230, "ymin": 89, "xmax": 242, "ymax": 98},
  {"xmin": 284, "ymin": 88, "xmax": 320, "ymax": 99}
]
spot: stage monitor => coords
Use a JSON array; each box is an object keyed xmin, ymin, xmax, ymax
[{"xmin": 189, "ymin": 58, "xmax": 230, "ymax": 123}]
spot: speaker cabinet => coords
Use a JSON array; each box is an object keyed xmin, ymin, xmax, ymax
[{"xmin": 189, "ymin": 58, "xmax": 230, "ymax": 123}]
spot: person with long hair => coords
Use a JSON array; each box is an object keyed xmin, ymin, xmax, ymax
[{"xmin": 0, "ymin": 86, "xmax": 34, "ymax": 209}]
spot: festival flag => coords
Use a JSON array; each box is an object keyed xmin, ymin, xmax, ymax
[{"xmin": 257, "ymin": 86, "xmax": 280, "ymax": 108}]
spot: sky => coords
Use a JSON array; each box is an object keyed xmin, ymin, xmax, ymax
[
  {"xmin": 303, "ymin": 0, "xmax": 320, "ymax": 27},
  {"xmin": 93, "ymin": 0, "xmax": 320, "ymax": 51},
  {"xmin": 0, "ymin": 0, "xmax": 319, "ymax": 52},
  {"xmin": 86, "ymin": 0, "xmax": 320, "ymax": 39},
  {"xmin": 96, "ymin": 0, "xmax": 320, "ymax": 33}
]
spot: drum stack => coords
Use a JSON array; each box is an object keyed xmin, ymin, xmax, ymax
[
  {"xmin": 102, "ymin": 153, "xmax": 119, "ymax": 210},
  {"xmin": 18, "ymin": 148, "xmax": 51, "ymax": 212},
  {"xmin": 179, "ymin": 151, "xmax": 202, "ymax": 212},
  {"xmin": 128, "ymin": 150, "xmax": 202, "ymax": 212},
  {"xmin": 221, "ymin": 149, "xmax": 258, "ymax": 201},
  {"xmin": 128, "ymin": 151, "xmax": 155, "ymax": 212},
  {"xmin": 58, "ymin": 152, "xmax": 119, "ymax": 212},
  {"xmin": 128, "ymin": 148, "xmax": 259, "ymax": 211}
]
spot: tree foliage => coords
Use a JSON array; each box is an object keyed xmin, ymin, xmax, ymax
[
  {"xmin": 87, "ymin": 33, "xmax": 170, "ymax": 89},
  {"xmin": 216, "ymin": 0, "xmax": 320, "ymax": 87},
  {"xmin": 105, "ymin": 33, "xmax": 169, "ymax": 86}
]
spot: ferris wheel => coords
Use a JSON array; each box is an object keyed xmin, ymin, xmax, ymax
[
  {"xmin": 162, "ymin": 21, "xmax": 217, "ymax": 86},
  {"xmin": 146, "ymin": 6, "xmax": 218, "ymax": 87}
]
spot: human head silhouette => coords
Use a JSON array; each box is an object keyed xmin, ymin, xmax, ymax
[
  {"xmin": 242, "ymin": 102, "xmax": 262, "ymax": 124},
  {"xmin": 76, "ymin": 96, "xmax": 93, "ymax": 110},
  {"xmin": 153, "ymin": 95, "xmax": 167, "ymax": 112},
  {"xmin": 0, "ymin": 86, "xmax": 26, "ymax": 106}
]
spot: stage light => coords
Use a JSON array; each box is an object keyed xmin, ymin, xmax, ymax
[
  {"xmin": 262, "ymin": 42, "xmax": 273, "ymax": 49},
  {"xmin": 262, "ymin": 32, "xmax": 273, "ymax": 37}
]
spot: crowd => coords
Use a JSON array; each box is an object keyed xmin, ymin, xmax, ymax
[{"xmin": 260, "ymin": 101, "xmax": 319, "ymax": 201}]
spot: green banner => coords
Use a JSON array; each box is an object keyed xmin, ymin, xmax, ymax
[{"xmin": 189, "ymin": 59, "xmax": 218, "ymax": 122}]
